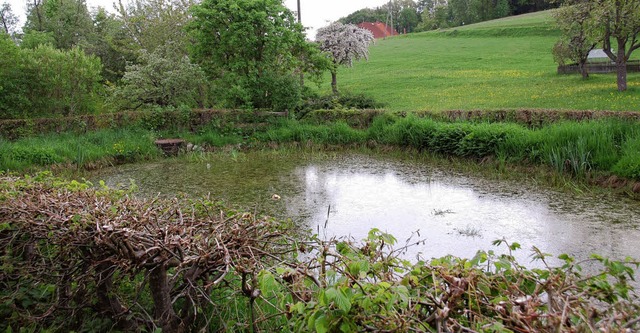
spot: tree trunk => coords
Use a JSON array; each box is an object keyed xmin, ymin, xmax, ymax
[
  {"xmin": 331, "ymin": 71, "xmax": 338, "ymax": 95},
  {"xmin": 578, "ymin": 61, "xmax": 589, "ymax": 79},
  {"xmin": 149, "ymin": 264, "xmax": 181, "ymax": 333},
  {"xmin": 96, "ymin": 263, "xmax": 138, "ymax": 331},
  {"xmin": 615, "ymin": 42, "xmax": 627, "ymax": 92}
]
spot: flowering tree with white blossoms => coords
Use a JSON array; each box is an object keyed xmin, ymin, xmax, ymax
[{"xmin": 316, "ymin": 22, "xmax": 375, "ymax": 94}]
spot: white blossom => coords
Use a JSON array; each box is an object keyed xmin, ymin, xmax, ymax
[{"xmin": 316, "ymin": 22, "xmax": 375, "ymax": 67}]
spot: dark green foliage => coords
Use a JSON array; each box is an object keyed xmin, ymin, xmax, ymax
[
  {"xmin": 0, "ymin": 35, "xmax": 33, "ymax": 119},
  {"xmin": 189, "ymin": 0, "xmax": 324, "ymax": 110},
  {"xmin": 23, "ymin": 0, "xmax": 94, "ymax": 50},
  {"xmin": 248, "ymin": 71, "xmax": 302, "ymax": 112},
  {"xmin": 298, "ymin": 92, "xmax": 386, "ymax": 117},
  {"xmin": 456, "ymin": 123, "xmax": 521, "ymax": 158},
  {"xmin": 612, "ymin": 137, "xmax": 640, "ymax": 180},
  {"xmin": 0, "ymin": 38, "xmax": 102, "ymax": 119}
]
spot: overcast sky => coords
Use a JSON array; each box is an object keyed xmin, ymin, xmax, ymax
[{"xmin": 6, "ymin": 0, "xmax": 391, "ymax": 39}]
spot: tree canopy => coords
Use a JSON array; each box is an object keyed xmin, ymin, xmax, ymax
[
  {"xmin": 189, "ymin": 0, "xmax": 324, "ymax": 110},
  {"xmin": 1, "ymin": 2, "xmax": 18, "ymax": 36},
  {"xmin": 23, "ymin": 0, "xmax": 94, "ymax": 49},
  {"xmin": 555, "ymin": 0, "xmax": 640, "ymax": 91}
]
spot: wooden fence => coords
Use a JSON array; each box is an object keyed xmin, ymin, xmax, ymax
[{"xmin": 558, "ymin": 60, "xmax": 640, "ymax": 74}]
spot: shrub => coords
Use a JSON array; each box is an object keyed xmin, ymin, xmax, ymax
[
  {"xmin": 112, "ymin": 43, "xmax": 210, "ymax": 109},
  {"xmin": 456, "ymin": 124, "xmax": 522, "ymax": 157},
  {"xmin": 298, "ymin": 92, "xmax": 386, "ymax": 114},
  {"xmin": 429, "ymin": 123, "xmax": 471, "ymax": 155},
  {"xmin": 8, "ymin": 147, "xmax": 62, "ymax": 165},
  {"xmin": 612, "ymin": 137, "xmax": 640, "ymax": 180},
  {"xmin": 0, "ymin": 174, "xmax": 291, "ymax": 332}
]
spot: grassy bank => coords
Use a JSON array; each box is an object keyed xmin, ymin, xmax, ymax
[
  {"xmin": 259, "ymin": 116, "xmax": 640, "ymax": 181},
  {"xmin": 324, "ymin": 11, "xmax": 640, "ymax": 112},
  {"xmin": 0, "ymin": 128, "xmax": 160, "ymax": 171},
  {"xmin": 4, "ymin": 113, "xmax": 640, "ymax": 188}
]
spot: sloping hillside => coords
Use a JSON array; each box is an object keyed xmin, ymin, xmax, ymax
[{"xmin": 326, "ymin": 10, "xmax": 640, "ymax": 112}]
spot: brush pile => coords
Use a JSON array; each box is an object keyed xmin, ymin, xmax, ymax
[{"xmin": 0, "ymin": 173, "xmax": 289, "ymax": 332}]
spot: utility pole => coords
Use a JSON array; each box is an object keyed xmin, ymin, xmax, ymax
[
  {"xmin": 297, "ymin": 0, "xmax": 304, "ymax": 87},
  {"xmin": 385, "ymin": 0, "xmax": 393, "ymax": 39}
]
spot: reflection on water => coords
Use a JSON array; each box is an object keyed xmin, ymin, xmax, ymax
[{"xmin": 88, "ymin": 151, "xmax": 640, "ymax": 268}]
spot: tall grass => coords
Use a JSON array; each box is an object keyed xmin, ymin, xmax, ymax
[
  {"xmin": 0, "ymin": 128, "xmax": 160, "ymax": 171},
  {"xmin": 256, "ymin": 119, "xmax": 367, "ymax": 145},
  {"xmin": 2, "ymin": 114, "xmax": 640, "ymax": 181},
  {"xmin": 249, "ymin": 115, "xmax": 640, "ymax": 180}
]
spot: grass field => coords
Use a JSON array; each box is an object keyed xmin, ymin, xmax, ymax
[{"xmin": 322, "ymin": 11, "xmax": 640, "ymax": 112}]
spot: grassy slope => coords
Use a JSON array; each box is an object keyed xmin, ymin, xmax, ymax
[{"xmin": 326, "ymin": 11, "xmax": 640, "ymax": 112}]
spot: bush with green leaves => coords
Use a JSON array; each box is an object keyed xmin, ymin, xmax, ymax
[
  {"xmin": 0, "ymin": 36, "xmax": 102, "ymax": 119},
  {"xmin": 189, "ymin": 0, "xmax": 327, "ymax": 111},
  {"xmin": 112, "ymin": 43, "xmax": 209, "ymax": 109},
  {"xmin": 262, "ymin": 230, "xmax": 640, "ymax": 332}
]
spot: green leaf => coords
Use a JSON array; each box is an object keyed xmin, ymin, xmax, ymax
[
  {"xmin": 315, "ymin": 314, "xmax": 329, "ymax": 333},
  {"xmin": 325, "ymin": 287, "xmax": 351, "ymax": 312}
]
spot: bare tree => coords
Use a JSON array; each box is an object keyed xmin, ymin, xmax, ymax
[{"xmin": 316, "ymin": 22, "xmax": 374, "ymax": 94}]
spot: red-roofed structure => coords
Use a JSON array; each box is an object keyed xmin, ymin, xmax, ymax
[{"xmin": 357, "ymin": 22, "xmax": 398, "ymax": 39}]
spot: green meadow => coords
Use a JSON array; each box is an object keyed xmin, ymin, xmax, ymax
[{"xmin": 325, "ymin": 11, "xmax": 640, "ymax": 112}]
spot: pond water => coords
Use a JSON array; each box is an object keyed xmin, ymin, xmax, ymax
[{"xmin": 87, "ymin": 151, "xmax": 640, "ymax": 269}]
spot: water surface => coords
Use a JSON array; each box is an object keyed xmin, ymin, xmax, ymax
[{"xmin": 88, "ymin": 151, "xmax": 640, "ymax": 268}]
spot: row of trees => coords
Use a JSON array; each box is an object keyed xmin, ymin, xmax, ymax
[
  {"xmin": 339, "ymin": 0, "xmax": 559, "ymax": 33},
  {"xmin": 0, "ymin": 0, "xmax": 374, "ymax": 119},
  {"xmin": 553, "ymin": 0, "xmax": 640, "ymax": 91}
]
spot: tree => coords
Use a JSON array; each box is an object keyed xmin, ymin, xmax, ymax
[
  {"xmin": 594, "ymin": 0, "xmax": 640, "ymax": 92},
  {"xmin": 552, "ymin": 1, "xmax": 597, "ymax": 79},
  {"xmin": 85, "ymin": 7, "xmax": 134, "ymax": 83},
  {"xmin": 339, "ymin": 7, "xmax": 386, "ymax": 25},
  {"xmin": 1, "ymin": 36, "xmax": 102, "ymax": 118},
  {"xmin": 398, "ymin": 6, "xmax": 420, "ymax": 33},
  {"xmin": 189, "ymin": 0, "xmax": 323, "ymax": 110},
  {"xmin": 115, "ymin": 0, "xmax": 195, "ymax": 54},
  {"xmin": 1, "ymin": 2, "xmax": 18, "ymax": 36},
  {"xmin": 25, "ymin": 45, "xmax": 102, "ymax": 116},
  {"xmin": 448, "ymin": 0, "xmax": 475, "ymax": 26},
  {"xmin": 416, "ymin": 0, "xmax": 450, "ymax": 31},
  {"xmin": 0, "ymin": 34, "xmax": 34, "ymax": 119},
  {"xmin": 316, "ymin": 22, "xmax": 374, "ymax": 95},
  {"xmin": 23, "ymin": 0, "xmax": 94, "ymax": 49},
  {"xmin": 112, "ymin": 42, "xmax": 209, "ymax": 108},
  {"xmin": 494, "ymin": 0, "xmax": 511, "ymax": 19},
  {"xmin": 380, "ymin": 0, "xmax": 420, "ymax": 33}
]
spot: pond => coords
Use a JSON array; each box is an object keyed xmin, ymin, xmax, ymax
[{"xmin": 87, "ymin": 150, "xmax": 640, "ymax": 269}]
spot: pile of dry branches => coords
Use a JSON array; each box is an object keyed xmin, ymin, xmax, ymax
[{"xmin": 0, "ymin": 174, "xmax": 290, "ymax": 332}]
